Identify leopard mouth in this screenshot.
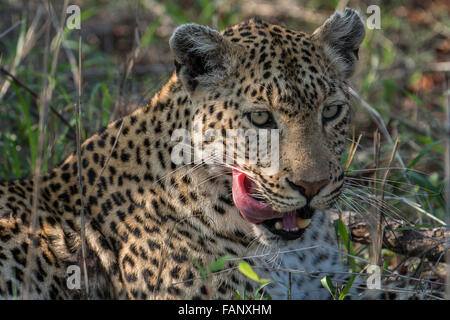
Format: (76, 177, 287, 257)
(231, 169, 315, 240)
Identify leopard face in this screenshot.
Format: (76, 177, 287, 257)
(170, 9, 365, 246)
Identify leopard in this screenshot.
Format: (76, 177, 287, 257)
(0, 8, 424, 300)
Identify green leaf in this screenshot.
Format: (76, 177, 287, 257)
(208, 255, 230, 273)
(101, 83, 112, 125)
(406, 171, 437, 193)
(335, 219, 358, 271)
(193, 259, 207, 281)
(407, 140, 442, 169)
(428, 172, 439, 187)
(238, 261, 271, 284)
(339, 275, 355, 300)
(383, 260, 390, 271)
(11, 82, 36, 170)
(141, 18, 160, 47)
(321, 276, 336, 299)
(253, 281, 277, 300)
(393, 224, 433, 231)
(164, 2, 189, 23)
(336, 219, 350, 248)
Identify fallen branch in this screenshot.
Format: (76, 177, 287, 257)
(331, 211, 449, 263)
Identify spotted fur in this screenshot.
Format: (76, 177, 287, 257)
(0, 9, 371, 299)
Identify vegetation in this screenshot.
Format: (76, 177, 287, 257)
(0, 0, 448, 299)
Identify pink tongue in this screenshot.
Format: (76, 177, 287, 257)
(232, 169, 286, 224)
(282, 212, 297, 229)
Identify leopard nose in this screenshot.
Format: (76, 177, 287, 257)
(288, 179, 329, 200)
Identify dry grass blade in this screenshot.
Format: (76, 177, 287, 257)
(375, 137, 399, 269)
(445, 74, 450, 299)
(74, 32, 90, 298)
(47, 3, 80, 92)
(381, 138, 400, 201)
(345, 130, 362, 171)
(0, 5, 43, 100)
(91, 121, 124, 192)
(371, 130, 382, 269)
(382, 196, 446, 226)
(24, 0, 70, 300)
(343, 130, 362, 251)
(349, 86, 428, 212)
(23, 4, 50, 301)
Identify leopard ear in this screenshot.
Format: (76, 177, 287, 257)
(169, 24, 237, 92)
(312, 8, 365, 78)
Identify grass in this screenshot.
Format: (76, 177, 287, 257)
(0, 0, 448, 299)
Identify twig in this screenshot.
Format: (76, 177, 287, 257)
(0, 19, 24, 39)
(331, 211, 449, 263)
(226, 245, 322, 262)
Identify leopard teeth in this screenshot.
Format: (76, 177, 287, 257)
(296, 217, 311, 229)
(274, 221, 283, 230)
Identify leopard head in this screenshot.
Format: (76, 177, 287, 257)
(169, 8, 365, 246)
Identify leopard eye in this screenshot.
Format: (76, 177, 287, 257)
(322, 104, 343, 122)
(246, 111, 274, 128)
